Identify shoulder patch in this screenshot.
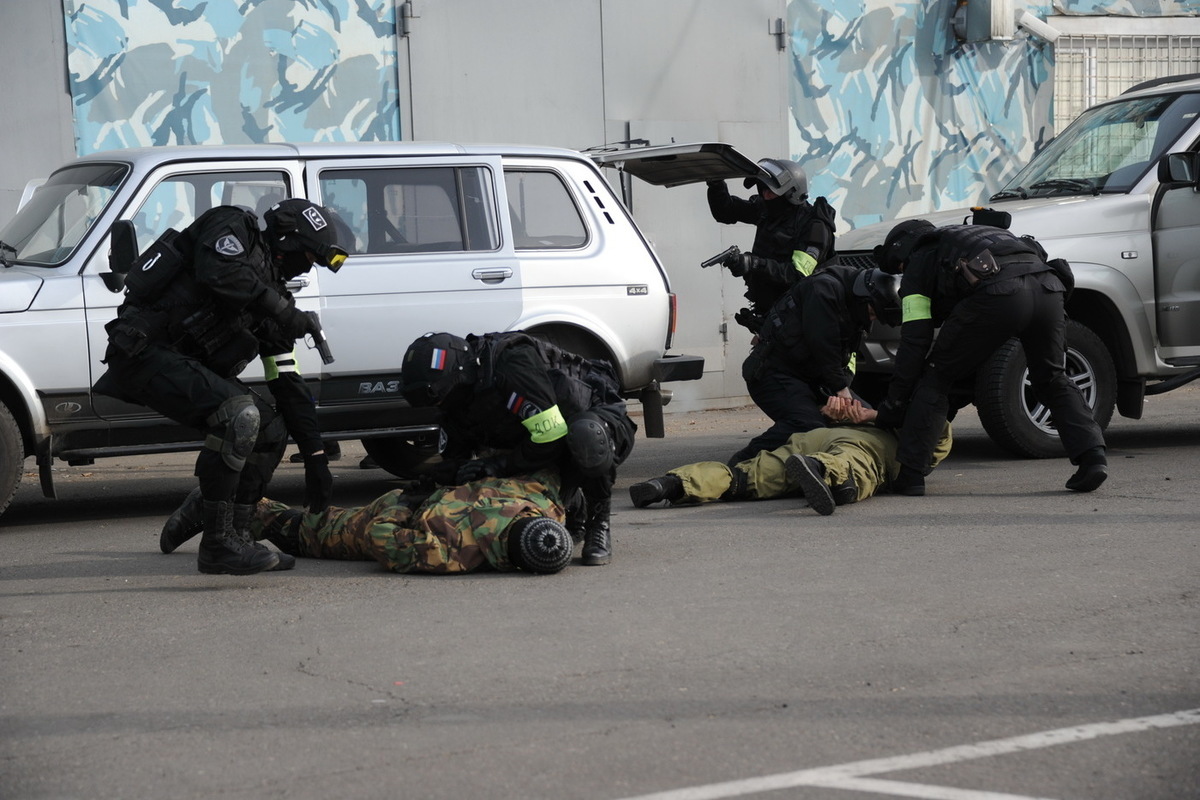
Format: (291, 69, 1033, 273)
(214, 234, 245, 256)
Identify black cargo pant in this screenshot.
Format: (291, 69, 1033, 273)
(95, 343, 288, 503)
(898, 271, 1105, 474)
(730, 346, 870, 466)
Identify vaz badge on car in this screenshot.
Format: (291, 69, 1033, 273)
(359, 380, 402, 395)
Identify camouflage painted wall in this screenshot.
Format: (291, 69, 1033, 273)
(61, 0, 1197, 228)
(62, 0, 399, 153)
(789, 0, 1200, 229)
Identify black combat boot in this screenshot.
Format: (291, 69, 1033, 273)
(160, 487, 203, 553)
(233, 503, 294, 571)
(891, 465, 926, 497)
(629, 475, 684, 508)
(832, 475, 858, 506)
(564, 488, 587, 544)
(785, 455, 835, 516)
(582, 499, 612, 566)
(1066, 446, 1107, 492)
(197, 499, 279, 575)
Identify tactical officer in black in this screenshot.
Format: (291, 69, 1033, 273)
(706, 158, 837, 334)
(874, 221, 1108, 496)
(728, 265, 901, 465)
(400, 331, 637, 566)
(93, 199, 348, 575)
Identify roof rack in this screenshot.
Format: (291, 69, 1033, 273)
(1122, 73, 1200, 95)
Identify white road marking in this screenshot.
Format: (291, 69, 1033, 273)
(614, 708, 1200, 800)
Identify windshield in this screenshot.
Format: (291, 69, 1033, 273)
(0, 162, 128, 267)
(993, 92, 1200, 201)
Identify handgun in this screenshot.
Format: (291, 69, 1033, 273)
(700, 244, 740, 269)
(304, 311, 335, 365)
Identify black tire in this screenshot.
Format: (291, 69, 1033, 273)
(0, 401, 24, 518)
(361, 435, 443, 478)
(975, 319, 1116, 458)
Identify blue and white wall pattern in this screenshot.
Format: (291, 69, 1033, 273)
(63, 0, 399, 154)
(61, 1, 1198, 228)
(789, 0, 1200, 229)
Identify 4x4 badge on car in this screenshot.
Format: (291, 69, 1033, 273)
(627, 285, 648, 295)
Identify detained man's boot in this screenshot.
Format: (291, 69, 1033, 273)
(785, 455, 835, 516)
(160, 487, 203, 553)
(197, 499, 279, 575)
(629, 475, 684, 508)
(582, 499, 612, 566)
(232, 503, 295, 571)
(262, 508, 305, 557)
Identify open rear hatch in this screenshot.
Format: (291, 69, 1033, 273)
(589, 142, 761, 187)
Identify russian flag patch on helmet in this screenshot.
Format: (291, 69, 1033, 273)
(430, 348, 447, 370)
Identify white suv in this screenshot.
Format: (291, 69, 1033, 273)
(0, 142, 703, 516)
(838, 75, 1200, 457)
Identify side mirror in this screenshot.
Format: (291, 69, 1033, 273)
(101, 221, 138, 293)
(1157, 151, 1199, 188)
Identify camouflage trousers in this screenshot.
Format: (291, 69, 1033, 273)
(668, 424, 952, 504)
(249, 473, 565, 573)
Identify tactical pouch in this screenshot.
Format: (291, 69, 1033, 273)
(954, 249, 1002, 288)
(179, 305, 258, 377)
(103, 309, 167, 359)
(123, 228, 186, 305)
(1047, 257, 1075, 300)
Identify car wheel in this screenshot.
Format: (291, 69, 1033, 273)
(0, 401, 24, 518)
(975, 320, 1116, 458)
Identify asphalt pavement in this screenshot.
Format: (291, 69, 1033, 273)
(1, 389, 1198, 800)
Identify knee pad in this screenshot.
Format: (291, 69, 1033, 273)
(204, 395, 260, 472)
(566, 412, 614, 477)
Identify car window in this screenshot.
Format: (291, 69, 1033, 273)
(503, 169, 588, 249)
(0, 163, 128, 267)
(130, 171, 290, 252)
(318, 165, 500, 255)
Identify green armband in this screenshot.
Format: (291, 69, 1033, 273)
(847, 353, 857, 375)
(262, 347, 300, 381)
(793, 250, 818, 277)
(522, 404, 568, 444)
(902, 294, 932, 323)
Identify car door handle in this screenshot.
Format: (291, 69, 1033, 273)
(472, 268, 513, 282)
(286, 276, 310, 291)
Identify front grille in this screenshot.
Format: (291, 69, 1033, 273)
(834, 252, 879, 270)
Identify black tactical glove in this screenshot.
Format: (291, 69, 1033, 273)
(726, 253, 754, 278)
(455, 457, 506, 484)
(733, 307, 761, 333)
(270, 295, 314, 340)
(873, 398, 907, 430)
(302, 452, 333, 513)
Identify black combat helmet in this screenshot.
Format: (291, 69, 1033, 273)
(401, 332, 476, 407)
(875, 219, 935, 274)
(853, 267, 902, 327)
(506, 516, 573, 574)
(264, 199, 348, 272)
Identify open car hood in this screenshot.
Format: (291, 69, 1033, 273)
(588, 142, 761, 188)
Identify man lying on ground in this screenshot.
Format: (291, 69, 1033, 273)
(164, 470, 575, 575)
(629, 398, 952, 516)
